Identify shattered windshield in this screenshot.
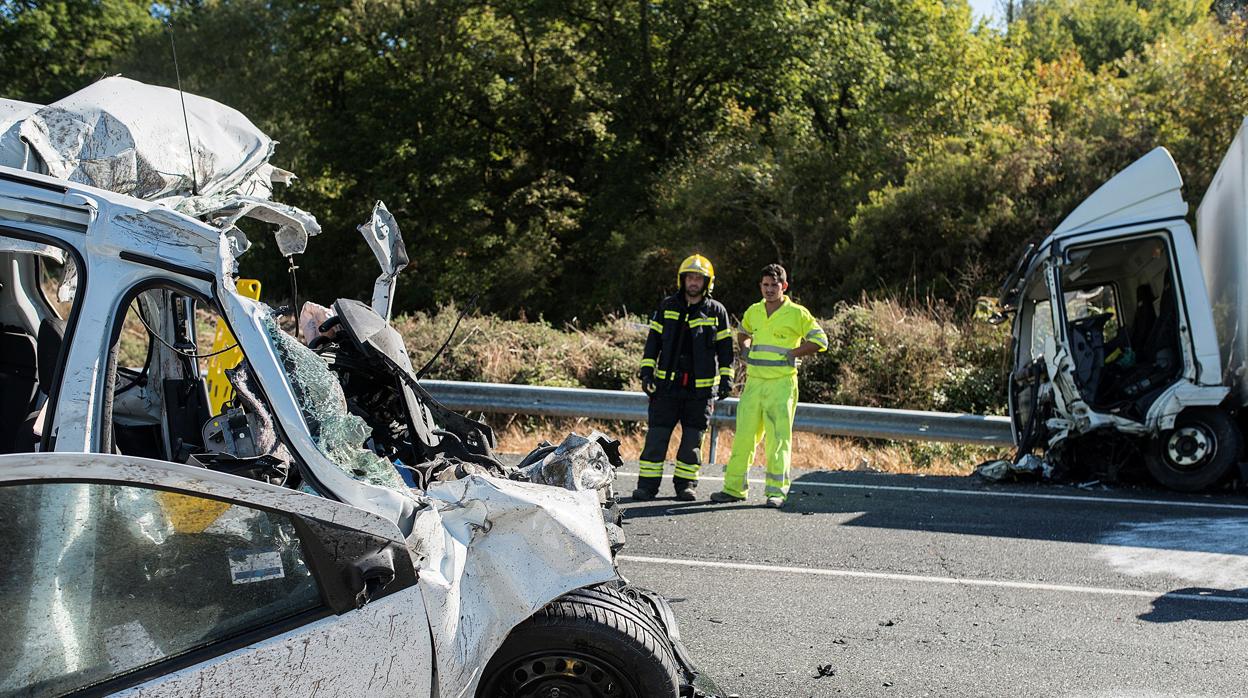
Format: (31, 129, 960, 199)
(258, 311, 407, 493)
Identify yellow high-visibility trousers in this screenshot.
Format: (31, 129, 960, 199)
(723, 374, 799, 500)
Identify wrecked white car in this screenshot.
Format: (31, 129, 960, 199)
(992, 117, 1248, 492)
(0, 77, 724, 697)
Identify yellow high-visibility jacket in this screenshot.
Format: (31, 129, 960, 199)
(740, 296, 828, 379)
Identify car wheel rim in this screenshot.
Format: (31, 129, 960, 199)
(488, 652, 637, 698)
(1166, 425, 1215, 470)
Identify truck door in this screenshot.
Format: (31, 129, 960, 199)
(1009, 272, 1059, 450)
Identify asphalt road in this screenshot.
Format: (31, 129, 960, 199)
(613, 465, 1248, 698)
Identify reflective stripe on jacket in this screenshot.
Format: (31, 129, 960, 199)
(640, 294, 734, 397)
(740, 296, 828, 379)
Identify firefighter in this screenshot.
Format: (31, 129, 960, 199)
(634, 254, 734, 501)
(711, 264, 827, 508)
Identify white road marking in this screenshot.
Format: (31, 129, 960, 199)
(618, 554, 1248, 605)
(1098, 518, 1248, 589)
(614, 471, 1248, 511)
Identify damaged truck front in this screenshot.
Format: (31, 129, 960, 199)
(994, 117, 1248, 492)
(0, 77, 724, 698)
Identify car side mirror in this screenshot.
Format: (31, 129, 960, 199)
(345, 547, 399, 608)
(293, 515, 416, 613)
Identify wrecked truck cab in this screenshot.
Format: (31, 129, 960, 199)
(997, 144, 1240, 491)
(0, 77, 724, 698)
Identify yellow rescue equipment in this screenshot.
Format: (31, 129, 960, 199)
(205, 278, 261, 414)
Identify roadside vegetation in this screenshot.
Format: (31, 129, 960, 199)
(402, 300, 1009, 416)
(401, 301, 1011, 472)
(4, 1, 1246, 325)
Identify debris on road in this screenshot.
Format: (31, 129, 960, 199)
(514, 431, 622, 491)
(976, 453, 1048, 482)
(814, 664, 836, 678)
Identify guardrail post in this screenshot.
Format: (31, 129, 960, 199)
(707, 423, 719, 466)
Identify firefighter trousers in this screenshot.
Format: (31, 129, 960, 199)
(723, 374, 799, 501)
(637, 389, 712, 491)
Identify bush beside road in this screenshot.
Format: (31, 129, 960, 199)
(399, 299, 1011, 475)
(400, 299, 1010, 416)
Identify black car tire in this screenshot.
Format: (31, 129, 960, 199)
(1144, 407, 1241, 492)
(477, 585, 680, 698)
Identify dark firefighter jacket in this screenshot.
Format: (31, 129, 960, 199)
(639, 294, 734, 398)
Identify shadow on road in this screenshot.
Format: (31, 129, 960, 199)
(651, 469, 1248, 555)
(621, 499, 755, 519)
(1138, 588, 1248, 622)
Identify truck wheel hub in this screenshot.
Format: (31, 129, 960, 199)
(1167, 426, 1213, 467)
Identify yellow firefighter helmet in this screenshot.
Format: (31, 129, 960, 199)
(677, 254, 715, 295)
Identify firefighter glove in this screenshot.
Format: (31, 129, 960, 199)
(640, 367, 658, 395)
(717, 377, 732, 401)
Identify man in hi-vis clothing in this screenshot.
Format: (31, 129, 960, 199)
(711, 264, 827, 508)
(635, 254, 734, 501)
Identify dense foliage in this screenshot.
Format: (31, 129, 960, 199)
(2, 0, 1246, 323)
(398, 299, 1009, 414)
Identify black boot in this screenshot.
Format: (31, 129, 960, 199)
(673, 478, 697, 501)
(632, 477, 661, 501)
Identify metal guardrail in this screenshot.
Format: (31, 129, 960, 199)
(422, 380, 1014, 463)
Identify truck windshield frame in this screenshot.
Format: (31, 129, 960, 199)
(1052, 231, 1185, 411)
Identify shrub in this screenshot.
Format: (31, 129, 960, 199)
(800, 298, 1008, 414)
(389, 298, 1009, 414)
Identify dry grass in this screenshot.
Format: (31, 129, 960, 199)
(805, 297, 1009, 414)
(399, 299, 1011, 415)
(394, 308, 645, 391)
(490, 416, 1005, 476)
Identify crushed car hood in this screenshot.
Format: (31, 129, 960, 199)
(413, 476, 617, 697)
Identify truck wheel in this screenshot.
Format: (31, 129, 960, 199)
(1144, 408, 1242, 492)
(477, 585, 680, 698)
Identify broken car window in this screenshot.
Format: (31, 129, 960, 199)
(259, 311, 408, 492)
(0, 482, 321, 697)
(1057, 236, 1183, 410)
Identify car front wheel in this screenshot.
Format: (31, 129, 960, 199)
(477, 585, 680, 698)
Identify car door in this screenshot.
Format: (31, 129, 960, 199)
(0, 452, 434, 698)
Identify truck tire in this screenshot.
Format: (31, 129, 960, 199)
(477, 585, 680, 698)
(1144, 407, 1242, 492)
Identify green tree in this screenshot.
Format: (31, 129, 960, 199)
(0, 0, 160, 103)
(1011, 0, 1207, 72)
(4, 0, 1244, 326)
